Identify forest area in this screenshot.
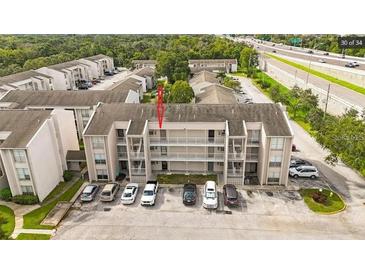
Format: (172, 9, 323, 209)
(0, 34, 246, 78)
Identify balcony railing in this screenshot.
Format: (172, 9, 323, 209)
(228, 152, 245, 160)
(150, 152, 224, 161)
(149, 137, 225, 146)
(117, 152, 128, 159)
(246, 153, 259, 161)
(117, 137, 126, 144)
(247, 139, 260, 146)
(129, 151, 145, 159)
(227, 169, 244, 177)
(92, 143, 104, 149)
(130, 168, 146, 175)
(269, 162, 282, 167)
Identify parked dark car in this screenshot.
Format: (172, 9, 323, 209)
(183, 184, 197, 205)
(307, 50, 313, 54)
(323, 52, 329, 56)
(290, 158, 312, 168)
(272, 50, 276, 53)
(104, 70, 114, 76)
(80, 184, 99, 202)
(78, 83, 89, 90)
(223, 184, 239, 207)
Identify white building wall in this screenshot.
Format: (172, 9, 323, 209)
(36, 67, 68, 90)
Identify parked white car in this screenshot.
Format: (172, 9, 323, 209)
(289, 165, 319, 179)
(100, 183, 120, 202)
(121, 183, 139, 205)
(203, 181, 218, 209)
(141, 181, 159, 206)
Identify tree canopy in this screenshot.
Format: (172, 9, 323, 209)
(167, 80, 194, 103)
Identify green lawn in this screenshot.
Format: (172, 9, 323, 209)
(0, 205, 15, 237)
(41, 181, 68, 205)
(23, 179, 84, 229)
(157, 174, 217, 185)
(142, 91, 156, 103)
(16, 233, 51, 240)
(299, 188, 346, 214)
(267, 53, 365, 95)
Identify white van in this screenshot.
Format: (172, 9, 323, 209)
(289, 165, 319, 179)
(100, 183, 120, 202)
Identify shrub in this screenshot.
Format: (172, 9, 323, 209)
(311, 191, 328, 205)
(0, 188, 12, 201)
(12, 195, 39, 205)
(63, 171, 72, 182)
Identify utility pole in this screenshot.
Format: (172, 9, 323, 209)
(323, 83, 331, 120)
(305, 57, 311, 89)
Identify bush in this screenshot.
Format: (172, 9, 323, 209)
(0, 188, 12, 201)
(12, 195, 39, 205)
(311, 191, 328, 205)
(63, 171, 72, 182)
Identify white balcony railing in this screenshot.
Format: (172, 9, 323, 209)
(228, 152, 245, 159)
(117, 152, 128, 159)
(149, 137, 225, 146)
(247, 139, 260, 146)
(117, 137, 126, 144)
(129, 151, 145, 159)
(246, 153, 259, 161)
(227, 169, 244, 177)
(150, 152, 224, 161)
(130, 168, 146, 175)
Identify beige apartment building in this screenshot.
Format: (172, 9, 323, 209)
(132, 60, 157, 70)
(188, 59, 238, 74)
(0, 89, 139, 139)
(83, 103, 293, 187)
(0, 109, 79, 201)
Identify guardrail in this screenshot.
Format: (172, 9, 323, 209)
(149, 137, 225, 145)
(150, 152, 224, 161)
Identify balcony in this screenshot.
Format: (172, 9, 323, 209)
(150, 152, 224, 162)
(269, 162, 282, 167)
(130, 168, 146, 175)
(129, 151, 145, 159)
(117, 137, 126, 145)
(247, 138, 260, 146)
(228, 152, 245, 160)
(149, 137, 225, 146)
(117, 152, 128, 159)
(227, 169, 244, 177)
(246, 153, 259, 162)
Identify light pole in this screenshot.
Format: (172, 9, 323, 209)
(323, 83, 331, 120)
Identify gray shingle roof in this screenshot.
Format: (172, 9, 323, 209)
(83, 54, 110, 62)
(66, 150, 86, 161)
(189, 70, 219, 85)
(48, 60, 87, 71)
(85, 103, 292, 137)
(110, 77, 142, 92)
(189, 59, 237, 64)
(0, 110, 51, 148)
(0, 89, 130, 109)
(196, 84, 237, 104)
(133, 67, 155, 77)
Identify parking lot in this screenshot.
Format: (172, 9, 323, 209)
(53, 177, 365, 239)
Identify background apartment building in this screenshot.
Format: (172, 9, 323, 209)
(131, 60, 157, 70)
(78, 54, 114, 79)
(188, 59, 238, 74)
(0, 109, 79, 201)
(0, 89, 139, 139)
(83, 103, 293, 187)
(0, 70, 54, 94)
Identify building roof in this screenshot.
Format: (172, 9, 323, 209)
(133, 67, 155, 78)
(131, 60, 157, 65)
(189, 59, 237, 64)
(110, 77, 143, 92)
(83, 54, 110, 62)
(48, 60, 87, 71)
(0, 89, 130, 109)
(0, 70, 52, 86)
(85, 103, 292, 137)
(66, 150, 86, 162)
(190, 70, 219, 86)
(196, 84, 237, 104)
(0, 110, 52, 148)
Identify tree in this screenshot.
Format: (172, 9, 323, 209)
(216, 71, 226, 84)
(156, 51, 190, 83)
(288, 98, 301, 119)
(167, 80, 194, 103)
(223, 77, 241, 90)
(239, 47, 258, 77)
(269, 84, 281, 103)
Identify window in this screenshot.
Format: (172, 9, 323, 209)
(13, 150, 26, 163)
(20, 185, 34, 195)
(96, 169, 108, 180)
(80, 109, 90, 118)
(270, 138, 284, 150)
(16, 168, 30, 181)
(116, 129, 125, 137)
(269, 155, 282, 167)
(92, 137, 104, 149)
(94, 153, 106, 165)
(268, 171, 280, 183)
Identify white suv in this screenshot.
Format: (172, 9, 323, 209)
(203, 181, 218, 209)
(141, 181, 159, 206)
(289, 165, 319, 179)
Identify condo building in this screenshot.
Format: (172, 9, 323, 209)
(83, 103, 293, 187)
(0, 109, 79, 201)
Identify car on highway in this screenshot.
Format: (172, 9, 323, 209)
(203, 181, 218, 209)
(141, 181, 159, 206)
(352, 61, 360, 67)
(272, 50, 277, 53)
(100, 183, 120, 202)
(323, 52, 329, 56)
(307, 50, 314, 54)
(345, 62, 356, 68)
(183, 183, 197, 205)
(289, 165, 319, 179)
(223, 184, 239, 207)
(318, 59, 326, 63)
(121, 183, 139, 205)
(80, 184, 99, 202)
(290, 158, 312, 168)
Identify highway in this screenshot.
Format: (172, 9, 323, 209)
(242, 37, 365, 71)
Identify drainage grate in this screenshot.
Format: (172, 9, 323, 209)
(103, 207, 111, 212)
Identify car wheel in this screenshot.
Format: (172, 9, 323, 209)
(293, 174, 299, 179)
(310, 175, 316, 179)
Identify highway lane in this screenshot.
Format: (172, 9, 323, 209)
(262, 56, 365, 115)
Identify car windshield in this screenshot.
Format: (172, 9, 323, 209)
(184, 192, 194, 199)
(144, 190, 154, 196)
(206, 191, 216, 199)
(295, 167, 303, 171)
(123, 193, 132, 198)
(101, 191, 111, 196)
(83, 186, 94, 194)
